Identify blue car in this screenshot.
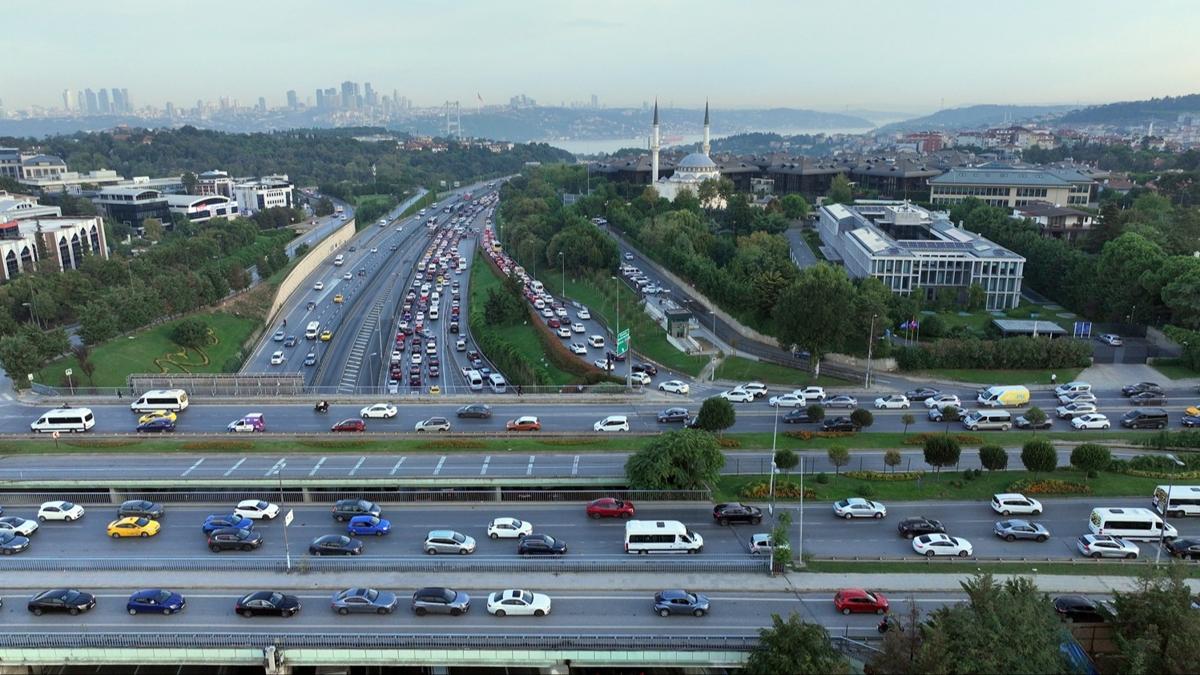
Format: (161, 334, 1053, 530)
(347, 515, 391, 536)
(201, 513, 253, 534)
(136, 418, 175, 433)
(127, 589, 186, 615)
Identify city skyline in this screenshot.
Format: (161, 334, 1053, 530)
(5, 0, 1200, 113)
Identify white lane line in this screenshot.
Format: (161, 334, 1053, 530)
(349, 456, 366, 476)
(265, 458, 286, 477)
(480, 455, 491, 476)
(309, 457, 327, 477)
(433, 455, 446, 476)
(223, 457, 246, 477)
(526, 455, 535, 476)
(571, 455, 580, 476)
(180, 459, 204, 477)
(390, 457, 406, 475)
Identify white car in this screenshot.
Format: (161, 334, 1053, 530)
(1098, 333, 1123, 346)
(768, 393, 806, 408)
(924, 394, 960, 409)
(1072, 413, 1110, 430)
(1058, 392, 1097, 405)
(594, 415, 630, 432)
(556, 326, 571, 338)
(721, 388, 755, 403)
(487, 589, 551, 617)
(630, 371, 652, 386)
(234, 499, 280, 520)
(588, 335, 605, 349)
(0, 517, 38, 536)
(487, 517, 532, 540)
(343, 272, 353, 280)
(1055, 402, 1097, 419)
(572, 323, 585, 333)
(37, 501, 85, 522)
(314, 281, 324, 291)
(659, 380, 690, 395)
(748, 533, 788, 555)
(577, 309, 591, 320)
(742, 382, 768, 399)
(555, 307, 569, 318)
(794, 386, 826, 401)
(360, 403, 398, 419)
(874, 394, 910, 409)
(369, 247, 377, 253)
(270, 351, 285, 365)
(991, 493, 1043, 516)
(569, 343, 588, 355)
(411, 353, 423, 365)
(414, 417, 451, 432)
(593, 359, 615, 372)
(540, 307, 554, 318)
(912, 533, 973, 557)
(832, 497, 887, 520)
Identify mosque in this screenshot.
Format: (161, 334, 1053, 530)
(648, 101, 726, 207)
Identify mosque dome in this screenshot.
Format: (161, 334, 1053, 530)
(676, 152, 717, 170)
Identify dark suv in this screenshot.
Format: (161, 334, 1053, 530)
(1120, 408, 1169, 430)
(208, 527, 264, 552)
(118, 499, 164, 519)
(712, 503, 763, 525)
(411, 587, 470, 616)
(332, 499, 381, 522)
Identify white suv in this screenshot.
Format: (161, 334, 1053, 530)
(991, 493, 1043, 516)
(593, 415, 630, 432)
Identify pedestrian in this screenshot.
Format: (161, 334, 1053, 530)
(116, 390, 122, 399)
(1050, 372, 1057, 386)
(517, 385, 523, 397)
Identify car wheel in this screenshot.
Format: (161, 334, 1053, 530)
(414, 607, 428, 616)
(285, 610, 296, 618)
(958, 550, 969, 557)
(68, 608, 79, 616)
(110, 532, 120, 538)
(427, 548, 437, 555)
(694, 609, 706, 617)
(210, 545, 221, 553)
(534, 609, 545, 617)
(1171, 510, 1184, 519)
(904, 533, 914, 539)
(64, 515, 74, 522)
(490, 533, 498, 540)
(841, 608, 851, 616)
(140, 532, 149, 538)
(1005, 534, 1016, 542)
(38, 516, 46, 522)
(844, 513, 854, 520)
(337, 607, 349, 616)
(242, 544, 253, 552)
(874, 513, 883, 520)
(719, 518, 729, 526)
(588, 512, 600, 519)
(1125, 552, 1137, 560)
(378, 607, 391, 615)
(924, 551, 935, 558)
(163, 608, 173, 615)
(459, 548, 470, 555)
(621, 512, 632, 519)
(375, 530, 385, 536)
(31, 608, 42, 616)
(1091, 551, 1102, 559)
(1001, 510, 1011, 516)
(1032, 509, 1042, 515)
(127, 608, 138, 615)
(494, 609, 506, 617)
(752, 517, 761, 525)
(450, 608, 461, 616)
(336, 515, 346, 522)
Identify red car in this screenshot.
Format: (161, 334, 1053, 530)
(331, 419, 366, 433)
(548, 318, 561, 329)
(833, 588, 889, 615)
(586, 498, 635, 519)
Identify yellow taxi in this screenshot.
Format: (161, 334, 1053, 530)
(107, 517, 161, 538)
(138, 410, 177, 425)
(320, 330, 333, 342)
(429, 385, 441, 395)
(1187, 404, 1200, 417)
(333, 294, 345, 304)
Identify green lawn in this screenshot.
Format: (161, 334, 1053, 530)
(562, 277, 709, 377)
(400, 191, 437, 219)
(37, 312, 259, 388)
(934, 302, 1071, 337)
(1151, 358, 1200, 381)
(914, 367, 1084, 386)
(715, 356, 852, 387)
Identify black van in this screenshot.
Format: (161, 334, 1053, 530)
(1120, 408, 1169, 430)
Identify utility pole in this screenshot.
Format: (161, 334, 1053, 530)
(865, 313, 877, 388)
(278, 462, 292, 572)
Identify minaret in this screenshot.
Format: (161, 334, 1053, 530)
(650, 99, 660, 183)
(702, 99, 711, 157)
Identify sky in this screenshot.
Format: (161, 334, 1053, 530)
(5, 0, 1200, 113)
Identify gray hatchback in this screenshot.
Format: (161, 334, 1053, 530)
(411, 587, 471, 616)
(424, 530, 476, 555)
(653, 589, 710, 617)
(330, 587, 398, 615)
(993, 519, 1050, 542)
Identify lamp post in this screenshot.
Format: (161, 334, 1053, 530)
(1156, 453, 1187, 565)
(769, 403, 780, 516)
(277, 461, 293, 572)
(864, 313, 877, 389)
(558, 251, 565, 298)
(798, 456, 805, 563)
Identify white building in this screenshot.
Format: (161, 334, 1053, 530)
(648, 102, 725, 207)
(0, 216, 107, 281)
(0, 191, 62, 221)
(233, 175, 294, 216)
(196, 169, 234, 197)
(164, 194, 238, 223)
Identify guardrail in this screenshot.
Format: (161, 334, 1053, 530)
(0, 488, 709, 505)
(808, 555, 1187, 565)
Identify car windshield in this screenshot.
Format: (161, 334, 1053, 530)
(519, 590, 533, 604)
(254, 501, 268, 510)
(0, 532, 14, 543)
(452, 532, 466, 544)
(361, 588, 378, 601)
(135, 518, 150, 526)
(542, 535, 557, 546)
(153, 590, 173, 603)
(63, 590, 82, 603)
(61, 502, 76, 510)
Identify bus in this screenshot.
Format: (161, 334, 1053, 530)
(1153, 485, 1200, 517)
(624, 520, 704, 554)
(129, 390, 190, 413)
(1089, 507, 1178, 541)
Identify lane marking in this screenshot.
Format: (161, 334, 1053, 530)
(390, 457, 406, 475)
(571, 455, 580, 476)
(223, 457, 246, 477)
(349, 456, 366, 476)
(309, 457, 327, 477)
(180, 459, 204, 477)
(526, 455, 535, 476)
(433, 455, 446, 476)
(266, 458, 286, 477)
(480, 455, 491, 476)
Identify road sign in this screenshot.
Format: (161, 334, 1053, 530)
(284, 509, 294, 527)
(64, 368, 72, 377)
(616, 329, 630, 355)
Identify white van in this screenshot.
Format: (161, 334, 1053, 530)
(530, 280, 544, 293)
(31, 408, 95, 433)
(488, 373, 507, 393)
(333, 254, 345, 267)
(624, 520, 704, 554)
(1153, 485, 1200, 517)
(976, 385, 1030, 407)
(961, 409, 1012, 431)
(1054, 381, 1092, 397)
(305, 321, 321, 340)
(130, 389, 190, 412)
(466, 369, 484, 391)
(1089, 507, 1178, 541)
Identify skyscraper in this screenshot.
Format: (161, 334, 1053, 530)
(122, 88, 131, 112)
(364, 82, 376, 107)
(84, 89, 97, 115)
(287, 90, 298, 109)
(111, 88, 125, 114)
(315, 89, 325, 109)
(257, 97, 267, 112)
(62, 90, 75, 113)
(341, 81, 357, 109)
(325, 88, 337, 109)
(165, 101, 175, 118)
(97, 89, 110, 114)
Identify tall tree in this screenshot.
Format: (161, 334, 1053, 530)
(827, 173, 853, 205)
(1069, 443, 1111, 478)
(827, 445, 850, 476)
(1020, 439, 1058, 476)
(780, 194, 811, 220)
(745, 613, 846, 675)
(923, 435, 961, 475)
(624, 429, 725, 490)
(1111, 566, 1200, 675)
(696, 396, 736, 434)
(774, 263, 854, 376)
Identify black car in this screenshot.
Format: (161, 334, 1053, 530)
(208, 527, 264, 552)
(456, 404, 492, 419)
(0, 530, 30, 554)
(1165, 537, 1200, 560)
(1052, 595, 1109, 623)
(822, 417, 857, 432)
(713, 503, 763, 525)
(309, 534, 364, 556)
(632, 363, 658, 376)
(1014, 415, 1053, 430)
(118, 499, 164, 519)
(1183, 414, 1200, 428)
(1129, 391, 1167, 406)
(1121, 381, 1162, 397)
(656, 407, 689, 423)
(136, 418, 175, 433)
(783, 408, 816, 424)
(331, 499, 380, 522)
(235, 591, 301, 618)
(683, 416, 702, 429)
(904, 387, 940, 402)
(28, 588, 96, 615)
(516, 533, 568, 555)
(897, 517, 946, 540)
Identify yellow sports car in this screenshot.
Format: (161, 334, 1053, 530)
(320, 330, 333, 342)
(333, 294, 344, 304)
(107, 517, 161, 538)
(138, 410, 177, 425)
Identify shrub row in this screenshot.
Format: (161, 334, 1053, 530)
(782, 430, 855, 441)
(415, 439, 487, 449)
(739, 480, 814, 500)
(845, 470, 924, 481)
(1137, 430, 1200, 449)
(62, 439, 142, 448)
(902, 433, 985, 446)
(180, 440, 254, 451)
(1007, 478, 1092, 495)
(895, 335, 1092, 371)
(295, 439, 372, 449)
(716, 437, 742, 448)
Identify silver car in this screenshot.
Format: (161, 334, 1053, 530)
(330, 587, 398, 615)
(411, 587, 471, 616)
(424, 530, 476, 555)
(1076, 534, 1139, 559)
(993, 519, 1050, 542)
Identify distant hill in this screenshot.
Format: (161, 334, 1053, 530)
(876, 104, 1079, 134)
(1056, 93, 1200, 126)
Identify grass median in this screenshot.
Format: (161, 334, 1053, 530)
(911, 367, 1085, 386)
(714, 356, 851, 387)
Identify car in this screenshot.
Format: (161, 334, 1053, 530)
(594, 415, 630, 432)
(136, 417, 176, 433)
(874, 394, 910, 409)
(310, 534, 364, 556)
(411, 416, 449, 432)
(577, 308, 591, 320)
(1055, 402, 1097, 419)
(768, 393, 806, 408)
(924, 394, 961, 409)
(487, 589, 551, 617)
(720, 388, 755, 403)
(332, 499, 380, 521)
(38, 501, 84, 522)
(653, 589, 710, 617)
(1076, 534, 1139, 559)
(411, 352, 423, 365)
(201, 513, 253, 534)
(587, 497, 634, 519)
(283, 335, 297, 347)
(993, 519, 1050, 542)
(713, 503, 763, 525)
(227, 413, 266, 433)
(0, 517, 38, 536)
(779, 407, 815, 424)
(748, 533, 789, 555)
(630, 371, 652, 385)
(593, 358, 615, 371)
(1130, 391, 1167, 406)
(126, 589, 186, 615)
(207, 527, 263, 552)
(106, 516, 161, 538)
(411, 587, 471, 616)
(991, 493, 1042, 516)
(360, 403, 397, 419)
(506, 416, 541, 431)
(328, 587, 397, 616)
(657, 407, 690, 423)
(1053, 595, 1114, 623)
(821, 416, 858, 432)
(1121, 381, 1162, 397)
(658, 380, 690, 395)
(272, 330, 285, 342)
(555, 325, 571, 338)
(1072, 413, 1110, 430)
(28, 589, 96, 616)
(897, 516, 945, 540)
(905, 387, 940, 402)
(1164, 537, 1200, 560)
(823, 395, 858, 409)
(927, 404, 966, 422)
(1058, 391, 1097, 405)
(833, 588, 889, 615)
(456, 404, 492, 419)
(314, 282, 325, 291)
(347, 515, 391, 536)
(331, 418, 366, 432)
(333, 293, 345, 304)
(569, 342, 588, 355)
(742, 382, 769, 399)
(833, 498, 887, 519)
(304, 352, 317, 366)
(1098, 333, 1123, 346)
(571, 322, 585, 333)
(487, 517, 532, 540)
(633, 363, 659, 376)
(235, 591, 301, 618)
(913, 533, 973, 557)
(369, 247, 378, 253)
(138, 410, 177, 425)
(1182, 414, 1200, 428)
(234, 499, 280, 520)
(425, 530, 475, 555)
(0, 530, 30, 554)
(320, 330, 333, 341)
(517, 533, 568, 555)
(1015, 414, 1053, 430)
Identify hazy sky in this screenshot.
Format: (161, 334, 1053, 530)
(6, 0, 1200, 112)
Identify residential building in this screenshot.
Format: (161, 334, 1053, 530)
(0, 149, 69, 182)
(0, 215, 107, 281)
(929, 163, 1097, 208)
(0, 148, 21, 179)
(1011, 204, 1095, 242)
(0, 191, 62, 221)
(92, 187, 171, 227)
(233, 175, 294, 215)
(817, 201, 1024, 310)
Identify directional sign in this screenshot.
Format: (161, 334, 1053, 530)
(616, 329, 630, 356)
(284, 509, 294, 527)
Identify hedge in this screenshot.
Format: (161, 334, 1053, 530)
(739, 480, 814, 500)
(845, 470, 924, 481)
(782, 430, 856, 441)
(1006, 478, 1092, 495)
(1138, 430, 1200, 449)
(895, 336, 1092, 371)
(902, 433, 985, 446)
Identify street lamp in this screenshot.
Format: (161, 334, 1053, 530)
(277, 462, 293, 572)
(1156, 454, 1187, 565)
(558, 251, 565, 297)
(769, 404, 780, 516)
(864, 313, 878, 389)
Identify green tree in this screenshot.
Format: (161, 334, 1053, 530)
(923, 435, 961, 475)
(884, 448, 903, 474)
(774, 263, 854, 377)
(770, 512, 793, 573)
(1020, 439, 1057, 475)
(0, 335, 43, 388)
(827, 445, 850, 476)
(71, 344, 96, 385)
(805, 403, 825, 423)
(940, 405, 962, 435)
(180, 171, 198, 194)
(900, 413, 915, 436)
(142, 217, 165, 242)
(170, 318, 210, 349)
(696, 396, 736, 434)
(850, 408, 874, 430)
(1111, 566, 1200, 675)
(827, 173, 853, 205)
(1024, 406, 1047, 435)
(966, 283, 987, 311)
(774, 448, 799, 475)
(624, 429, 725, 490)
(314, 197, 335, 217)
(1070, 443, 1111, 478)
(780, 194, 811, 220)
(745, 613, 846, 675)
(979, 445, 1008, 471)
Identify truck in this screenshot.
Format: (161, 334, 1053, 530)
(976, 385, 1030, 408)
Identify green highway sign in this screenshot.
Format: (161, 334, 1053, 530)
(616, 329, 630, 355)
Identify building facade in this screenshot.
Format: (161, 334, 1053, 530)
(92, 187, 171, 227)
(0, 191, 62, 221)
(164, 194, 238, 223)
(196, 170, 234, 197)
(0, 216, 107, 281)
(929, 164, 1096, 208)
(1011, 204, 1095, 242)
(233, 175, 294, 215)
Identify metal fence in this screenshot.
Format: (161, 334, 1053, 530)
(128, 374, 306, 398)
(0, 489, 710, 506)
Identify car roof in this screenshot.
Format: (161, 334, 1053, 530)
(658, 589, 691, 599)
(993, 493, 1027, 500)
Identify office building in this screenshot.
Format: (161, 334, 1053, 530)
(92, 187, 171, 227)
(0, 215, 107, 281)
(0, 149, 69, 182)
(315, 89, 325, 109)
(84, 89, 97, 115)
(61, 90, 75, 113)
(233, 175, 294, 215)
(1011, 204, 1095, 243)
(195, 170, 234, 197)
(0, 191, 63, 221)
(97, 88, 110, 114)
(164, 194, 238, 223)
(929, 163, 1097, 208)
(286, 90, 299, 109)
(817, 201, 1024, 310)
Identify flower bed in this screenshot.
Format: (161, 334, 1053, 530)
(902, 433, 984, 446)
(844, 470, 924, 481)
(1006, 478, 1092, 495)
(739, 480, 814, 500)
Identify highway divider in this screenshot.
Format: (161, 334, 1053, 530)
(0, 488, 710, 505)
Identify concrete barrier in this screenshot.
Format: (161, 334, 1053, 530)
(267, 217, 357, 324)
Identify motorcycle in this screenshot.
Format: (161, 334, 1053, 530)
(314, 401, 329, 414)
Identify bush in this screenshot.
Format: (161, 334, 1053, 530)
(895, 335, 1092, 371)
(815, 472, 829, 484)
(902, 433, 984, 446)
(856, 484, 876, 498)
(170, 318, 210, 349)
(782, 430, 856, 441)
(979, 444, 1009, 471)
(1021, 439, 1058, 474)
(716, 436, 742, 448)
(1070, 443, 1112, 476)
(845, 470, 923, 481)
(62, 438, 142, 448)
(179, 440, 254, 451)
(416, 439, 487, 449)
(296, 439, 372, 448)
(1007, 478, 1092, 495)
(739, 480, 814, 500)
